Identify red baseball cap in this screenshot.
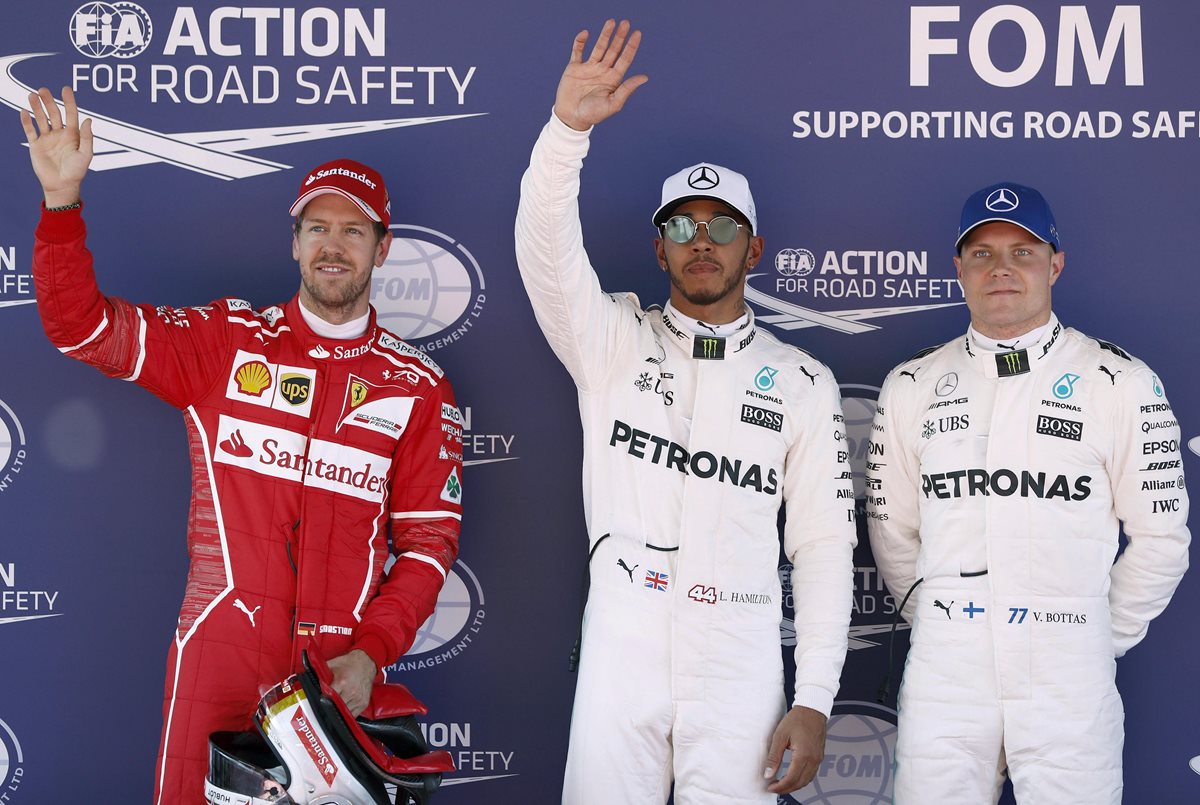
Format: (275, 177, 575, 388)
(290, 158, 391, 228)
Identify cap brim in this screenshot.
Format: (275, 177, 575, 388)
(289, 187, 381, 222)
(652, 194, 756, 233)
(955, 217, 1053, 250)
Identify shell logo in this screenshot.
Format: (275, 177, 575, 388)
(235, 361, 273, 396)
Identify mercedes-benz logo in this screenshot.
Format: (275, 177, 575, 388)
(985, 188, 1019, 212)
(688, 166, 719, 190)
(935, 372, 959, 397)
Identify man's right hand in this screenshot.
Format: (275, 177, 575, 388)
(553, 19, 648, 132)
(19, 86, 93, 208)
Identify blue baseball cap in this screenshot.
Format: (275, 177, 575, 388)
(956, 182, 1059, 252)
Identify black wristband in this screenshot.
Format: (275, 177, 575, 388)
(45, 201, 81, 212)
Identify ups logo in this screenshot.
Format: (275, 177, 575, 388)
(279, 374, 312, 405)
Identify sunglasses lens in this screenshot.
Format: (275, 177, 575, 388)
(707, 217, 740, 244)
(664, 216, 697, 244)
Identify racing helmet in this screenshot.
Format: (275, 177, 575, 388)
(205, 644, 454, 805)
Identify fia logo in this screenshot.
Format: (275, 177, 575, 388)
(70, 2, 153, 58)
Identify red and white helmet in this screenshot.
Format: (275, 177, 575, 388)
(205, 645, 454, 805)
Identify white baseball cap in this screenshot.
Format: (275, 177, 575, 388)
(652, 163, 757, 234)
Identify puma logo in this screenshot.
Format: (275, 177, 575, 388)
(234, 598, 261, 627)
(933, 599, 953, 620)
(899, 369, 919, 382)
(617, 559, 639, 583)
(799, 366, 818, 385)
(1099, 365, 1121, 385)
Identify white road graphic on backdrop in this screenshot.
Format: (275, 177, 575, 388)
(0, 54, 487, 180)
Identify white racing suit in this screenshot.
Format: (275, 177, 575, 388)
(515, 114, 856, 804)
(867, 316, 1190, 803)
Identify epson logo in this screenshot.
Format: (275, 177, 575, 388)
(1142, 440, 1179, 455)
(922, 468, 1092, 501)
(741, 404, 783, 432)
(1036, 414, 1082, 441)
(911, 5, 1143, 87)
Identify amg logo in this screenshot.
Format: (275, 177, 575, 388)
(741, 404, 783, 432)
(1036, 415, 1082, 441)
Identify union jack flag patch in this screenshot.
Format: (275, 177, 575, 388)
(644, 570, 669, 592)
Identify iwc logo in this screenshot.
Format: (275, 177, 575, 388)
(0, 399, 27, 494)
(386, 559, 486, 674)
(0, 717, 24, 800)
(371, 226, 487, 353)
(784, 701, 897, 804)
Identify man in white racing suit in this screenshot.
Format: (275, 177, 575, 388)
(867, 181, 1190, 803)
(514, 20, 856, 804)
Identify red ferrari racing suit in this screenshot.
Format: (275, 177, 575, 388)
(33, 206, 463, 803)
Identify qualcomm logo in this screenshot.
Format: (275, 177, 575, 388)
(371, 226, 486, 352)
(784, 701, 896, 804)
(0, 717, 24, 800)
(746, 247, 963, 335)
(0, 53, 486, 181)
(386, 560, 485, 674)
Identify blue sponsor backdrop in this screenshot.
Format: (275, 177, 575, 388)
(0, 1, 1196, 802)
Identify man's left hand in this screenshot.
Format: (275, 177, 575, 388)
(327, 649, 377, 716)
(764, 705, 827, 794)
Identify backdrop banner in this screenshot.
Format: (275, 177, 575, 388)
(0, 2, 1195, 803)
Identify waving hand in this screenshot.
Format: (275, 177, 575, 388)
(554, 19, 648, 131)
(19, 86, 93, 207)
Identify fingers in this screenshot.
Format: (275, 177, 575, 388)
(79, 117, 94, 160)
(569, 29, 589, 64)
(602, 20, 632, 67)
(612, 74, 649, 109)
(612, 28, 643, 75)
(38, 87, 63, 130)
(63, 85, 78, 131)
(587, 18, 615, 63)
(762, 728, 787, 779)
(18, 109, 36, 143)
(27, 89, 48, 134)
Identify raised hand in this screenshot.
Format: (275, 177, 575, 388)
(19, 86, 93, 207)
(554, 19, 648, 131)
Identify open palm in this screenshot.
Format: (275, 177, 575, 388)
(19, 86, 93, 205)
(554, 19, 648, 131)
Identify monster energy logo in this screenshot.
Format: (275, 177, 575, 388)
(996, 349, 1029, 377)
(693, 336, 726, 360)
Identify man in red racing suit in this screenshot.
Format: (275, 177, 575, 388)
(23, 87, 463, 803)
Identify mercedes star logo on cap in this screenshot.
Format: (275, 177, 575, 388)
(688, 166, 719, 190)
(985, 188, 1019, 212)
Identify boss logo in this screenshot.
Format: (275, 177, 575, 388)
(1036, 414, 1082, 442)
(740, 404, 783, 432)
